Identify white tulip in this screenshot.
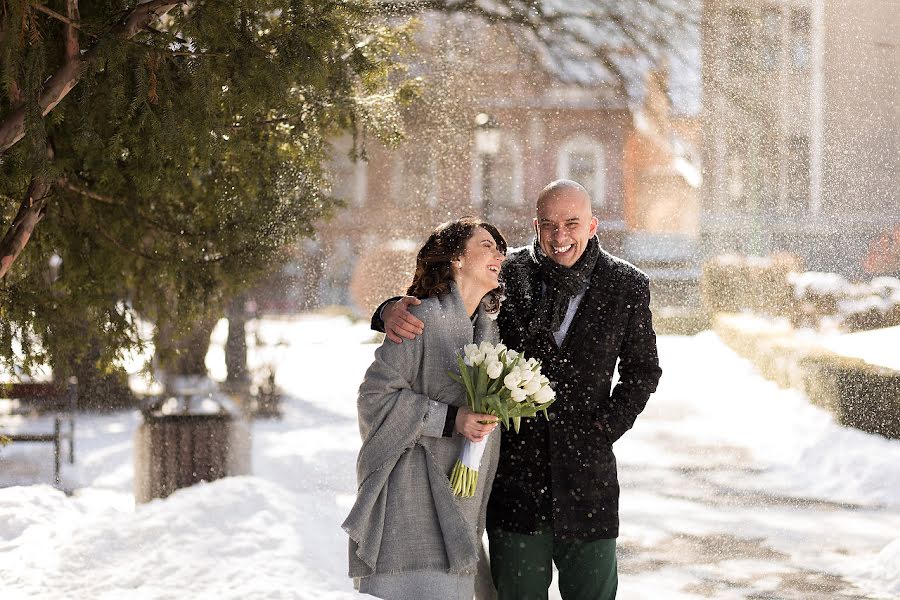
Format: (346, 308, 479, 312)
(510, 388, 527, 403)
(503, 370, 523, 391)
(479, 341, 494, 355)
(494, 343, 507, 354)
(486, 360, 503, 379)
(505, 350, 519, 364)
(523, 378, 541, 395)
(535, 385, 555, 404)
(518, 368, 535, 385)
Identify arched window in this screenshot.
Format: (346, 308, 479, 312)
(326, 135, 367, 207)
(393, 145, 440, 208)
(557, 136, 606, 207)
(471, 133, 524, 215)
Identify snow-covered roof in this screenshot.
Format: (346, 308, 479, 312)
(512, 0, 701, 116)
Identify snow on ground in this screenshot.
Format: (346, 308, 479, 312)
(2, 317, 899, 599)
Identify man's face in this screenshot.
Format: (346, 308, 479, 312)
(533, 189, 599, 267)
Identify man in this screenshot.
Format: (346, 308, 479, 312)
(373, 180, 662, 599)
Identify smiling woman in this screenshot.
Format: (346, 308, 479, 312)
(407, 217, 508, 316)
(343, 216, 508, 600)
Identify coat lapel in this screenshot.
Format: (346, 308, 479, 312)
(438, 282, 500, 354)
(473, 305, 499, 346)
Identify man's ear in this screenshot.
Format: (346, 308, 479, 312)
(533, 217, 540, 238)
(588, 216, 599, 237)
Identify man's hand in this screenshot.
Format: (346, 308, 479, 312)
(384, 296, 425, 344)
(455, 406, 499, 443)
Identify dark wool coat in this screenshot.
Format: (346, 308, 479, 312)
(485, 246, 662, 540)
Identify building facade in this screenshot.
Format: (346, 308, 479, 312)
(701, 0, 899, 278)
(272, 12, 701, 315)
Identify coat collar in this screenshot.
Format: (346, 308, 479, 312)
(440, 281, 498, 349)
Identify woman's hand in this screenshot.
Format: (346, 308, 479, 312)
(455, 406, 498, 443)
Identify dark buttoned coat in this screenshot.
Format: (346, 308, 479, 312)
(486, 246, 662, 540)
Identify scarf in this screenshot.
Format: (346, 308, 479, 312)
(530, 235, 601, 333)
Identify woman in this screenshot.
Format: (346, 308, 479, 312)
(342, 217, 507, 600)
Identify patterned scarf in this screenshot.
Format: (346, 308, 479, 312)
(530, 235, 601, 333)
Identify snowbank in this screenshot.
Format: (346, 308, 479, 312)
(0, 477, 360, 599)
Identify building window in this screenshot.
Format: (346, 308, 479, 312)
(727, 153, 746, 208)
(471, 134, 523, 217)
(557, 136, 605, 207)
(759, 6, 783, 71)
(327, 136, 367, 207)
(396, 146, 440, 208)
(790, 8, 811, 71)
(317, 238, 354, 306)
(727, 8, 753, 71)
(787, 135, 810, 210)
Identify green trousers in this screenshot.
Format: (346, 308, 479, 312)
(488, 527, 617, 600)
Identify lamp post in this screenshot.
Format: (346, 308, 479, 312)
(474, 112, 500, 219)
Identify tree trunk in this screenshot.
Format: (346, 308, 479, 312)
(0, 178, 51, 279)
(69, 347, 135, 411)
(171, 316, 219, 377)
(225, 296, 249, 386)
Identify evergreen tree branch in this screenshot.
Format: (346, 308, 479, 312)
(143, 23, 188, 45)
(77, 215, 161, 262)
(0, 0, 184, 155)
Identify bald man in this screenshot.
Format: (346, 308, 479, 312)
(375, 180, 662, 599)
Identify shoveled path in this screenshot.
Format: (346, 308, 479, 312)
(574, 333, 900, 600)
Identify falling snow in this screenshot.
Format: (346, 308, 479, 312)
(2, 317, 898, 599)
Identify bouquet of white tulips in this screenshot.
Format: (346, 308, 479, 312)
(447, 341, 556, 497)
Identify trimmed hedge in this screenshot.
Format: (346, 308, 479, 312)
(712, 314, 900, 440)
(800, 353, 900, 439)
(701, 254, 801, 318)
(652, 306, 709, 336)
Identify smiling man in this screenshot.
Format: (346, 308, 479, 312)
(375, 179, 662, 599)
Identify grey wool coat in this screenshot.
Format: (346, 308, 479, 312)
(342, 283, 501, 580)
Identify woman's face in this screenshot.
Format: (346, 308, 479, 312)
(454, 226, 505, 291)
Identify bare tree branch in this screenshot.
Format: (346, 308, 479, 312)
(378, 0, 698, 93)
(30, 2, 82, 30)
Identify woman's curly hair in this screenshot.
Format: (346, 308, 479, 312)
(407, 217, 507, 314)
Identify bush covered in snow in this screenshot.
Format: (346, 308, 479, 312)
(789, 272, 900, 331)
(348, 239, 417, 315)
(701, 253, 900, 332)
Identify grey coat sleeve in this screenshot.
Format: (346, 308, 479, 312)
(356, 310, 446, 483)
